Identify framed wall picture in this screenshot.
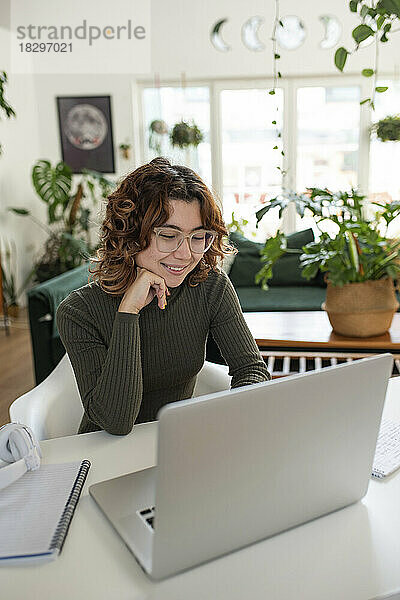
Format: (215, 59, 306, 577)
(56, 95, 115, 173)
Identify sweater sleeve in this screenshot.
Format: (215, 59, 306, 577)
(56, 295, 143, 435)
(208, 271, 271, 388)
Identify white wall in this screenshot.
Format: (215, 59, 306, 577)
(1, 0, 400, 305)
(149, 0, 400, 79)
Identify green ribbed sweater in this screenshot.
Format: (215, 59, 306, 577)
(56, 268, 270, 435)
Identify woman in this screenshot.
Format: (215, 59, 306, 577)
(56, 157, 270, 435)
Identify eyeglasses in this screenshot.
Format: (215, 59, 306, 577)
(153, 227, 216, 254)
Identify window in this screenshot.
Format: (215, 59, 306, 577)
(142, 86, 212, 187)
(296, 86, 360, 192)
(219, 87, 284, 239)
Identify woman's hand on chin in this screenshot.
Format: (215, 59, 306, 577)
(118, 266, 170, 314)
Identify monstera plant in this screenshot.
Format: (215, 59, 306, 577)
(9, 160, 115, 282)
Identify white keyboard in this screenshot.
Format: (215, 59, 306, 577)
(372, 419, 400, 479)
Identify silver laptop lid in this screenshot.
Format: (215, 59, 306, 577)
(151, 354, 393, 579)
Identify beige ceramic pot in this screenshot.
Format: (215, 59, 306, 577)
(322, 277, 399, 338)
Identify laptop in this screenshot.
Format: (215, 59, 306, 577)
(89, 353, 393, 580)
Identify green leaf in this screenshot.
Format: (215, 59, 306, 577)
(334, 47, 348, 72)
(273, 145, 278, 150)
(278, 72, 282, 78)
(381, 0, 400, 18)
(362, 68, 374, 77)
(377, 14, 385, 28)
(8, 207, 30, 216)
(274, 53, 280, 59)
(255, 232, 288, 288)
(347, 231, 360, 272)
(352, 24, 374, 43)
(269, 89, 275, 95)
(360, 98, 371, 105)
(376, 86, 388, 92)
(381, 33, 388, 42)
(301, 261, 320, 280)
(272, 120, 277, 124)
(31, 160, 72, 224)
(360, 4, 369, 17)
(349, 0, 358, 12)
(255, 205, 271, 225)
(79, 208, 90, 232)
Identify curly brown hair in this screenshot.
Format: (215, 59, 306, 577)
(89, 157, 236, 295)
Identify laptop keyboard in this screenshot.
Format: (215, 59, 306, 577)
(138, 506, 155, 529)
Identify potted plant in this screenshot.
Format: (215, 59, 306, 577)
(372, 115, 400, 142)
(255, 188, 400, 337)
(149, 119, 169, 155)
(0, 239, 35, 318)
(170, 120, 203, 148)
(119, 142, 132, 160)
(9, 160, 115, 283)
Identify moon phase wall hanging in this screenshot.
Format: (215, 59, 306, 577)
(211, 14, 341, 52)
(57, 95, 115, 174)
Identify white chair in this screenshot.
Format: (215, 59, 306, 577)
(9, 354, 231, 441)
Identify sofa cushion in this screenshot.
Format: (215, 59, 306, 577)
(235, 286, 327, 311)
(227, 233, 264, 287)
(228, 229, 320, 288)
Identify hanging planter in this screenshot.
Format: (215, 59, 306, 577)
(170, 120, 203, 149)
(372, 115, 400, 142)
(149, 119, 169, 155)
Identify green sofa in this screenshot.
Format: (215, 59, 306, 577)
(27, 229, 327, 384)
(228, 229, 327, 311)
(27, 264, 92, 385)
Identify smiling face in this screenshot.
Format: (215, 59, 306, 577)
(134, 199, 204, 287)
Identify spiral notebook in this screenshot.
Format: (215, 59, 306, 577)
(372, 419, 400, 479)
(0, 460, 91, 565)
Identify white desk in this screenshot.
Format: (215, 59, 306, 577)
(2, 380, 400, 600)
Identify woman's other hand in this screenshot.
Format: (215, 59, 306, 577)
(118, 267, 170, 314)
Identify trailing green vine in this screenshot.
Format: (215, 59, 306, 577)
(269, 0, 286, 181)
(334, 0, 400, 108)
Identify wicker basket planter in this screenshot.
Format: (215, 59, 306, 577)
(322, 278, 399, 338)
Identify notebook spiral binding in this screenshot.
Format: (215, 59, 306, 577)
(372, 468, 385, 479)
(49, 460, 91, 553)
